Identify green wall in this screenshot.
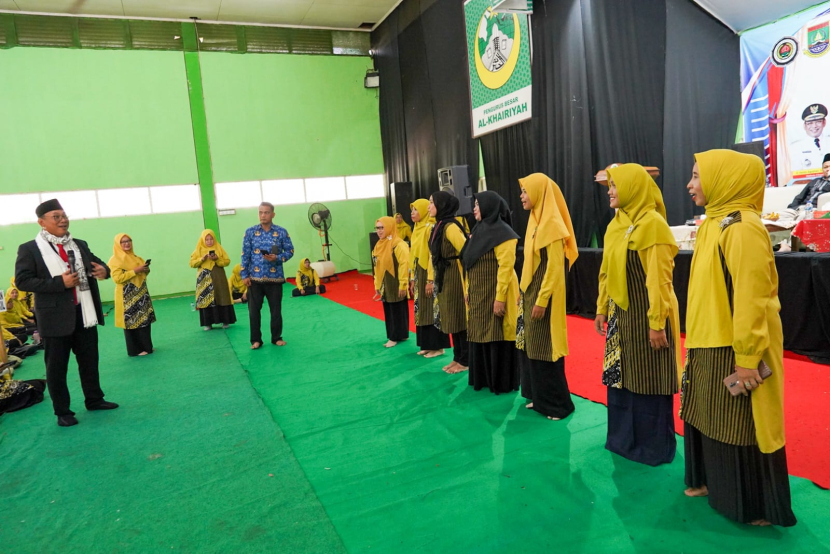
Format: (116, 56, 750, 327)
(0, 46, 384, 300)
(200, 53, 383, 181)
(0, 48, 198, 191)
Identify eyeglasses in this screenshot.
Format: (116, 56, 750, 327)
(47, 214, 69, 222)
(120, 239, 132, 245)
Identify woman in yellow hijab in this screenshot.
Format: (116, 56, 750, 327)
(395, 213, 412, 243)
(372, 216, 411, 348)
(108, 233, 156, 357)
(517, 174, 578, 420)
(681, 150, 795, 527)
(409, 199, 450, 358)
(1, 286, 36, 337)
(190, 229, 235, 331)
(594, 164, 680, 466)
(292, 258, 326, 297)
(229, 264, 248, 304)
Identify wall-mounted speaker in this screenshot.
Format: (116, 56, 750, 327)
(438, 165, 473, 216)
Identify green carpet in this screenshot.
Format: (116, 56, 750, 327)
(2, 292, 829, 553)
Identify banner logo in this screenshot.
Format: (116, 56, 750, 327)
(772, 37, 798, 66)
(805, 22, 830, 57)
(475, 9, 520, 89)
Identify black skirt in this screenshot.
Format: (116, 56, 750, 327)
(416, 324, 451, 350)
(382, 300, 409, 342)
(520, 353, 575, 419)
(199, 304, 237, 326)
(469, 341, 519, 394)
(124, 325, 154, 357)
(684, 423, 796, 526)
(606, 386, 676, 466)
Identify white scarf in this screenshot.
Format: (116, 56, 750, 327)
(35, 230, 98, 328)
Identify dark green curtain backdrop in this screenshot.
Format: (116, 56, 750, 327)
(372, 0, 741, 242)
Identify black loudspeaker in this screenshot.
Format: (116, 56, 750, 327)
(390, 181, 415, 224)
(732, 141, 766, 161)
(438, 165, 473, 216)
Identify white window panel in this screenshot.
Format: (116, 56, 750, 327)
(151, 184, 202, 214)
(262, 179, 306, 205)
(215, 181, 262, 209)
(45, 190, 99, 220)
(1, 193, 41, 225)
(304, 177, 346, 203)
(346, 174, 385, 200)
(98, 187, 152, 218)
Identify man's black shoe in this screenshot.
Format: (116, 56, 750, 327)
(87, 401, 119, 411)
(57, 415, 78, 427)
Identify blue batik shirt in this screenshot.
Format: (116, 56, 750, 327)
(240, 224, 295, 282)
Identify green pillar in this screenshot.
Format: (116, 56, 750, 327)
(182, 22, 221, 239)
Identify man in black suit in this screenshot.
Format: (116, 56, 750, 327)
(15, 199, 119, 427)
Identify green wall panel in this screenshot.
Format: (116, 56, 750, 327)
(0, 48, 198, 193)
(199, 53, 383, 182)
(0, 212, 206, 303)
(216, 198, 384, 277)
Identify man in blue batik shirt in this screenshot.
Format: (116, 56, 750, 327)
(241, 202, 295, 349)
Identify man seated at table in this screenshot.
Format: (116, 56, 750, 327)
(789, 153, 830, 209)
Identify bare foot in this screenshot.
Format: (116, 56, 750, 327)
(547, 416, 561, 421)
(274, 340, 287, 346)
(750, 519, 772, 527)
(416, 350, 428, 356)
(384, 340, 398, 348)
(251, 342, 263, 350)
(525, 402, 533, 409)
(447, 365, 468, 374)
(424, 349, 444, 358)
(442, 361, 457, 373)
(138, 351, 148, 356)
(684, 486, 709, 497)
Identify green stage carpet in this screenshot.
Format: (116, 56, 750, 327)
(2, 292, 828, 553)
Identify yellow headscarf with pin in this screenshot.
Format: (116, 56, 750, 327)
(372, 216, 403, 290)
(686, 149, 785, 454)
(108, 233, 147, 287)
(395, 213, 412, 241)
(601, 164, 677, 310)
(518, 173, 579, 291)
(190, 229, 230, 271)
(409, 199, 433, 270)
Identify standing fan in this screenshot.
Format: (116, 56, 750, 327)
(308, 203, 333, 261)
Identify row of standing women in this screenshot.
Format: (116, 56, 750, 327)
(371, 149, 795, 528)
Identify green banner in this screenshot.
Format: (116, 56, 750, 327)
(464, 0, 532, 138)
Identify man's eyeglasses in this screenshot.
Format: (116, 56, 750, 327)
(47, 214, 69, 222)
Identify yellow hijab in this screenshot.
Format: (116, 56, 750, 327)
(297, 258, 315, 280)
(372, 216, 403, 290)
(108, 233, 146, 287)
(686, 149, 766, 348)
(409, 199, 433, 270)
(518, 174, 579, 291)
(229, 264, 246, 292)
(395, 213, 412, 239)
(601, 164, 677, 310)
(190, 229, 230, 271)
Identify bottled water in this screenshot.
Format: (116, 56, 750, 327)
(806, 201, 814, 220)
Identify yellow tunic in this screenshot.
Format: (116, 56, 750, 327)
(535, 239, 568, 361)
(494, 240, 520, 340)
(598, 244, 682, 375)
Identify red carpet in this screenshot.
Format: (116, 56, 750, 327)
(321, 270, 830, 489)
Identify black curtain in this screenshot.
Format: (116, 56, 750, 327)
(662, 0, 741, 225)
(372, 0, 479, 211)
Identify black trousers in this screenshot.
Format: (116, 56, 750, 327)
(451, 331, 469, 366)
(291, 285, 327, 297)
(248, 281, 284, 344)
(520, 353, 575, 419)
(124, 325, 154, 357)
(42, 305, 105, 416)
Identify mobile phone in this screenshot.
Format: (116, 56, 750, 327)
(209, 250, 215, 256)
(146, 259, 152, 265)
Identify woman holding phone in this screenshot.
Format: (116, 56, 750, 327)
(190, 230, 236, 330)
(108, 233, 156, 357)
